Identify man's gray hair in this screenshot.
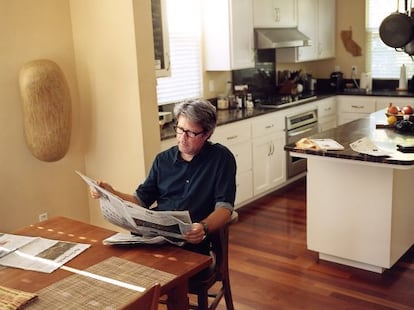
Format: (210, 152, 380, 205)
(173, 99, 217, 133)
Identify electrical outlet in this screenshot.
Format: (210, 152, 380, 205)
(351, 65, 357, 75)
(38, 212, 48, 222)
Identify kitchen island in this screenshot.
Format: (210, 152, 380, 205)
(285, 110, 414, 273)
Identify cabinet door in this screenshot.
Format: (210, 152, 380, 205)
(235, 170, 253, 207)
(337, 96, 376, 125)
(318, 96, 337, 118)
(203, 0, 254, 71)
(297, 0, 318, 61)
(252, 132, 285, 196)
(231, 0, 255, 69)
(317, 0, 335, 59)
(253, 0, 297, 28)
(375, 97, 411, 111)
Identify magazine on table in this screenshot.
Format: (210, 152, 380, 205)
(76, 171, 193, 246)
(0, 233, 90, 273)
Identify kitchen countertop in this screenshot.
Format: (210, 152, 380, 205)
(161, 89, 414, 141)
(285, 109, 414, 166)
(160, 93, 330, 140)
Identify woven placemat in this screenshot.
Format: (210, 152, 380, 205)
(26, 256, 175, 309)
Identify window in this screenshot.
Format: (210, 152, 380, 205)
(366, 0, 414, 79)
(156, 0, 202, 105)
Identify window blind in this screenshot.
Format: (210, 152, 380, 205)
(366, 0, 414, 78)
(156, 0, 202, 105)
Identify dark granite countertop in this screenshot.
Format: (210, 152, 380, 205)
(285, 110, 414, 166)
(160, 94, 331, 140)
(160, 89, 413, 141)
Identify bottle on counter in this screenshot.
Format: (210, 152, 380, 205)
(246, 93, 254, 109)
(234, 84, 248, 109)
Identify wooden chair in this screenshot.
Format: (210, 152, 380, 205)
(119, 283, 161, 310)
(188, 211, 238, 310)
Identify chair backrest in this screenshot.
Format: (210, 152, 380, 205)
(211, 211, 238, 281)
(118, 283, 161, 310)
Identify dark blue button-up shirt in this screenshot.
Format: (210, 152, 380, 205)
(134, 141, 236, 223)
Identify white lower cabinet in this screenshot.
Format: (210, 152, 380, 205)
(337, 95, 376, 126)
(212, 121, 253, 207)
(375, 97, 412, 111)
(251, 112, 286, 196)
(317, 96, 337, 132)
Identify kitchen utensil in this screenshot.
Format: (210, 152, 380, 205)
(379, 0, 414, 48)
(329, 71, 344, 90)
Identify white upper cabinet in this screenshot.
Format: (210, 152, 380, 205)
(276, 0, 335, 62)
(253, 0, 297, 28)
(317, 0, 335, 60)
(203, 0, 255, 71)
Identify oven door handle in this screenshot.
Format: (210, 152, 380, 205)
(288, 126, 317, 138)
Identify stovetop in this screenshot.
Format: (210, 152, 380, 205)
(255, 93, 318, 109)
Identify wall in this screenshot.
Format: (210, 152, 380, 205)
(0, 0, 88, 232)
(69, 0, 160, 229)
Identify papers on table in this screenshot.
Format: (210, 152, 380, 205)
(0, 233, 90, 273)
(76, 171, 193, 246)
(311, 139, 345, 151)
(350, 137, 390, 157)
(296, 138, 344, 151)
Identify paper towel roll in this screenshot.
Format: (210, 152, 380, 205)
(398, 64, 407, 90)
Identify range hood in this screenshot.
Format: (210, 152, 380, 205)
(254, 28, 312, 49)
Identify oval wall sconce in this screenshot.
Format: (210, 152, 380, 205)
(19, 59, 72, 162)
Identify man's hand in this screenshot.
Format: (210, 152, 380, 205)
(89, 181, 114, 199)
(184, 223, 206, 244)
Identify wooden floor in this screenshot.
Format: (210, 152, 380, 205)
(216, 178, 414, 310)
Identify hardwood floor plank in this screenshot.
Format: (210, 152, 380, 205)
(213, 178, 414, 310)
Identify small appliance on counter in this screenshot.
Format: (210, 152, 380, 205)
(329, 69, 344, 91)
(158, 111, 173, 124)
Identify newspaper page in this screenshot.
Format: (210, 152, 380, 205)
(0, 233, 90, 273)
(76, 171, 193, 245)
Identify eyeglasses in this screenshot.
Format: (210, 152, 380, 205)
(173, 125, 205, 138)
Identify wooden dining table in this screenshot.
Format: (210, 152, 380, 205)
(0, 216, 212, 309)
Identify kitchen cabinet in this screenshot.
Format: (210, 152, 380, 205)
(203, 0, 255, 71)
(253, 0, 297, 28)
(337, 95, 413, 126)
(151, 0, 170, 77)
(317, 96, 337, 132)
(375, 97, 412, 111)
(251, 112, 286, 196)
(337, 96, 376, 126)
(276, 0, 335, 62)
(211, 121, 253, 207)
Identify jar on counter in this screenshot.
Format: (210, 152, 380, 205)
(217, 94, 229, 110)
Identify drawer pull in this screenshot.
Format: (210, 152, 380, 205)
(227, 135, 238, 140)
(351, 105, 364, 109)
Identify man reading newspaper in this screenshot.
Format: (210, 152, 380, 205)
(89, 99, 237, 255)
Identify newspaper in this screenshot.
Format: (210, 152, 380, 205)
(76, 171, 193, 246)
(0, 233, 90, 273)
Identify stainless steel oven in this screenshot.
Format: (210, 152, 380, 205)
(286, 109, 318, 179)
